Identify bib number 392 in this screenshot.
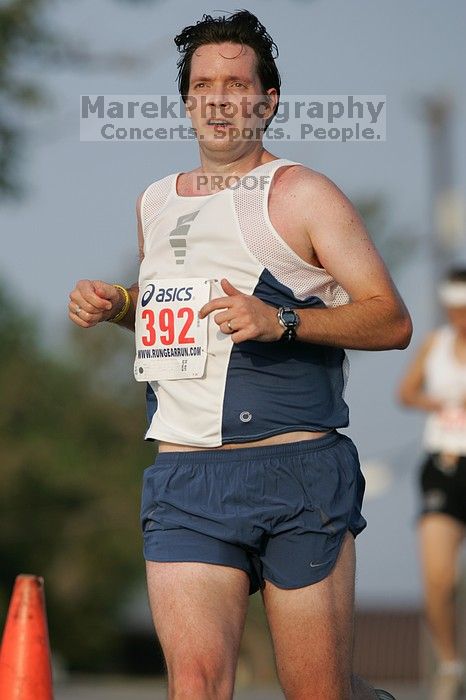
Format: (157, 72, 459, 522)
(140, 306, 195, 347)
(134, 278, 211, 381)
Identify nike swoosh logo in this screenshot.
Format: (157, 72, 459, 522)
(309, 559, 332, 568)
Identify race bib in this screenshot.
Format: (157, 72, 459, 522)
(134, 278, 212, 381)
(424, 405, 466, 453)
(437, 405, 466, 431)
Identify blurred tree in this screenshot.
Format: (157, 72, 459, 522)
(0, 0, 164, 200)
(0, 281, 154, 670)
(0, 0, 52, 197)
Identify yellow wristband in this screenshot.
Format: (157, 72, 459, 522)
(107, 285, 131, 323)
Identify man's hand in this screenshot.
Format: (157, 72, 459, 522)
(69, 279, 121, 328)
(199, 278, 282, 343)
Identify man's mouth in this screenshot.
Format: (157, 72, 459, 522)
(207, 119, 232, 127)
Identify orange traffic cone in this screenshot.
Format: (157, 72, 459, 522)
(0, 574, 53, 699)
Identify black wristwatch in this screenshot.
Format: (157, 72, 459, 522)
(277, 307, 300, 342)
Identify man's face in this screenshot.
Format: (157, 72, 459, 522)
(186, 42, 277, 152)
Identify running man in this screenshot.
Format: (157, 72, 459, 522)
(69, 11, 411, 699)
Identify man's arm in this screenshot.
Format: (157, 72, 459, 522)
(293, 169, 412, 350)
(200, 168, 412, 351)
(68, 192, 144, 331)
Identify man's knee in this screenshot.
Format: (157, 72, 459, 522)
(167, 657, 235, 700)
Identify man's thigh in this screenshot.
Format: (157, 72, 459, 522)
(262, 531, 356, 700)
(146, 560, 250, 681)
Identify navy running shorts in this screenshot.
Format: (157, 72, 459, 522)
(140, 430, 367, 595)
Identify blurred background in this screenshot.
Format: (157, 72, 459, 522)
(0, 0, 465, 697)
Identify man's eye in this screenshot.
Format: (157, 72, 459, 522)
(194, 83, 206, 88)
(233, 82, 245, 88)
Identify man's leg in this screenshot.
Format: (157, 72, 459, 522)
(262, 532, 376, 700)
(146, 560, 250, 700)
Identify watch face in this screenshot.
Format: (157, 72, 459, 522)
(281, 310, 296, 325)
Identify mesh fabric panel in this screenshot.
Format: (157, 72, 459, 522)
(140, 174, 174, 235)
(232, 165, 350, 307)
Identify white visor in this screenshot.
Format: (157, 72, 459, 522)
(438, 281, 466, 307)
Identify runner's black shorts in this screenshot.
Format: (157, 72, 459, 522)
(141, 430, 367, 595)
(419, 453, 466, 525)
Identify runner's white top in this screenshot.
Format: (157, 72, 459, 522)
(423, 325, 466, 454)
(136, 159, 351, 447)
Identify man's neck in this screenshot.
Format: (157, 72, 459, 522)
(197, 147, 275, 177)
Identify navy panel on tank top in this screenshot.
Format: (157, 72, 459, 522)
(221, 269, 348, 442)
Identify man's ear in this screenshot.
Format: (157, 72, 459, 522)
(184, 95, 196, 115)
(265, 88, 279, 119)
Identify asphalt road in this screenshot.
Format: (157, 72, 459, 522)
(55, 678, 429, 699)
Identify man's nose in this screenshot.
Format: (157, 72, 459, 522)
(207, 97, 237, 123)
(207, 92, 228, 105)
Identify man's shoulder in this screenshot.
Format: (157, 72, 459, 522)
(274, 162, 342, 196)
(272, 162, 350, 210)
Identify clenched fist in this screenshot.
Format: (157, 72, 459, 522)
(69, 279, 122, 328)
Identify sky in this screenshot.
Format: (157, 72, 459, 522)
(1, 0, 466, 604)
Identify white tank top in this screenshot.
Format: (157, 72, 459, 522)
(423, 325, 466, 453)
(136, 158, 351, 447)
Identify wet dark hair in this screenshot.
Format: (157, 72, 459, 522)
(174, 10, 281, 124)
(446, 267, 466, 283)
